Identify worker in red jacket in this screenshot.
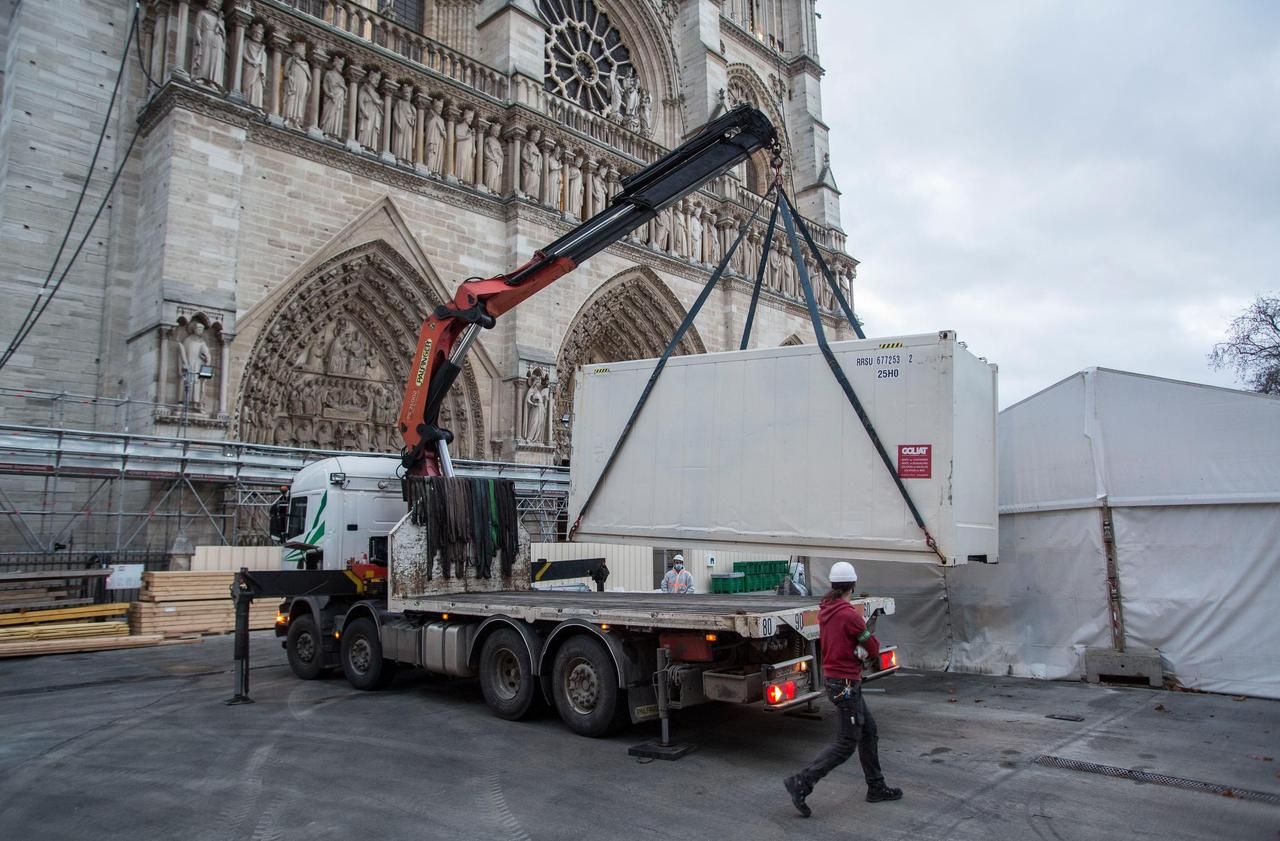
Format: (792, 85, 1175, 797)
(784, 562, 902, 817)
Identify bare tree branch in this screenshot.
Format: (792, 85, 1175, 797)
(1209, 294, 1280, 394)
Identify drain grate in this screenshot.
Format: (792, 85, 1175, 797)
(1034, 755, 1280, 806)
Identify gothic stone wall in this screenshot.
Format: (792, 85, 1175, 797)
(139, 99, 850, 461)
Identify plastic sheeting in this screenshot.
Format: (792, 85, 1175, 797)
(818, 369, 1280, 699)
(1114, 505, 1280, 698)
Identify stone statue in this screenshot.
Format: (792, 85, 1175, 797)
(590, 166, 606, 214)
(624, 75, 641, 132)
(650, 207, 670, 252)
(607, 69, 625, 120)
(315, 420, 333, 449)
(454, 108, 475, 182)
(689, 205, 703, 263)
(768, 240, 783, 292)
(546, 145, 563, 209)
(192, 0, 226, 88)
(707, 216, 722, 264)
(523, 368, 549, 444)
(356, 70, 384, 149)
(241, 22, 267, 109)
(392, 85, 415, 162)
(282, 41, 310, 129)
(482, 122, 503, 192)
(639, 91, 653, 137)
(566, 153, 584, 218)
(319, 55, 347, 137)
(424, 97, 445, 174)
(673, 203, 688, 257)
(178, 319, 214, 412)
(521, 129, 542, 198)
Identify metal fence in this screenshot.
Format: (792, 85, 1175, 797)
(0, 550, 170, 604)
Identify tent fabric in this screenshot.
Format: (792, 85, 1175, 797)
(1113, 504, 1280, 699)
(823, 369, 1280, 699)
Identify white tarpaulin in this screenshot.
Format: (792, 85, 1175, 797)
(818, 369, 1280, 698)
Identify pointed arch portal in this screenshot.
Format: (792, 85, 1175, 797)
(236, 241, 485, 458)
(554, 268, 704, 457)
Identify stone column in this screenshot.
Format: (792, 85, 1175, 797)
(150, 3, 169, 83)
(172, 0, 192, 79)
(227, 7, 250, 101)
(268, 31, 289, 124)
(443, 104, 459, 182)
(413, 92, 428, 171)
(379, 77, 397, 163)
(344, 64, 364, 150)
(505, 124, 525, 197)
(474, 117, 488, 187)
(307, 46, 327, 138)
(140, 13, 157, 93)
(584, 159, 599, 217)
(539, 135, 553, 206)
(218, 339, 231, 415)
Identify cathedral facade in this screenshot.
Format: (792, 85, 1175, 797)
(0, 0, 854, 548)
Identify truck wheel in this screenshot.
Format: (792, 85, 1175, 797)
(286, 614, 324, 680)
(551, 635, 626, 737)
(340, 617, 396, 690)
(479, 628, 542, 720)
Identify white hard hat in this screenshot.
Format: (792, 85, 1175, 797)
(829, 561, 858, 584)
(672, 553, 684, 562)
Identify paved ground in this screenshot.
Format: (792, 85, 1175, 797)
(0, 633, 1276, 840)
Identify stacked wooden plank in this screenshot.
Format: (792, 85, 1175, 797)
(0, 569, 112, 614)
(0, 569, 144, 657)
(128, 571, 278, 637)
(0, 620, 129, 642)
(0, 634, 169, 658)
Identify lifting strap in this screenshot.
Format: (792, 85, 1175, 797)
(739, 192, 780, 350)
(775, 190, 943, 559)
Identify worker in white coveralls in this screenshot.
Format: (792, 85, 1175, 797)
(660, 554, 695, 594)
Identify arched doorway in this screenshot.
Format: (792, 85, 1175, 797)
(554, 267, 704, 458)
(236, 242, 486, 458)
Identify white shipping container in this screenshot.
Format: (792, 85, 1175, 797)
(568, 331, 998, 565)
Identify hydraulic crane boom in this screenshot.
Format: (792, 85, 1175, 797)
(398, 105, 777, 477)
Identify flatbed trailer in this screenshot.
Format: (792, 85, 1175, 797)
(393, 590, 896, 640)
(230, 568, 897, 750)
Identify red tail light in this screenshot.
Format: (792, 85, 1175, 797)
(765, 680, 797, 705)
(879, 649, 898, 671)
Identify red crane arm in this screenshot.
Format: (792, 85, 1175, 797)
(394, 105, 778, 478)
(397, 253, 577, 476)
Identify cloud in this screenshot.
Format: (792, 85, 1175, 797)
(819, 1, 1280, 405)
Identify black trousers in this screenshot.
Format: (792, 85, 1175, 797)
(797, 678, 884, 791)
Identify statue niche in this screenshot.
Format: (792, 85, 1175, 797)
(172, 313, 225, 416)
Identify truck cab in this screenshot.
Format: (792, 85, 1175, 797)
(269, 456, 406, 570)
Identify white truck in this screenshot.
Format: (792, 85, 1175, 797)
(257, 453, 897, 742)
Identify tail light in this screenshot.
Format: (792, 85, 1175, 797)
(878, 649, 898, 671)
(765, 680, 797, 705)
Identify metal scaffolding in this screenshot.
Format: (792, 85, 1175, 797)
(0, 421, 571, 556)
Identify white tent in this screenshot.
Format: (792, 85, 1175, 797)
(824, 368, 1280, 699)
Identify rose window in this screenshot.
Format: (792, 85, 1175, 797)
(539, 0, 634, 114)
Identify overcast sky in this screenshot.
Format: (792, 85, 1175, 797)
(816, 1, 1280, 406)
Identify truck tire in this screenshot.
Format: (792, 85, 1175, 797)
(551, 635, 626, 737)
(286, 614, 324, 680)
(479, 628, 542, 720)
(340, 617, 397, 690)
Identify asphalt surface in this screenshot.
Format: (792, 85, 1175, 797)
(0, 633, 1276, 840)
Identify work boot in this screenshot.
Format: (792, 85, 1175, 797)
(866, 783, 903, 803)
(784, 775, 811, 818)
